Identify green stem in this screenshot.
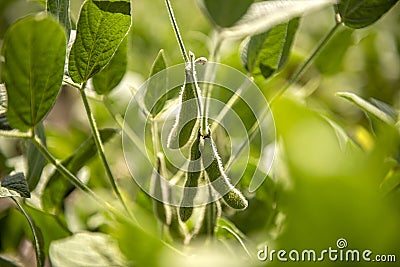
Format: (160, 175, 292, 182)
(270, 23, 341, 106)
(228, 23, 341, 170)
(0, 129, 31, 139)
(188, 52, 208, 136)
(12, 197, 44, 267)
(202, 34, 223, 134)
(30, 135, 101, 202)
(79, 84, 131, 217)
(165, 0, 188, 63)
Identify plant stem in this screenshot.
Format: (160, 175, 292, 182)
(103, 96, 152, 160)
(79, 84, 132, 217)
(0, 129, 31, 139)
(12, 197, 44, 267)
(188, 52, 208, 136)
(165, 0, 188, 63)
(202, 34, 223, 134)
(270, 23, 341, 105)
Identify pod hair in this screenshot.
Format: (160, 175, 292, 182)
(201, 136, 248, 210)
(167, 70, 199, 149)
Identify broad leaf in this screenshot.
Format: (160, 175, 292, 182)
(315, 28, 353, 75)
(68, 0, 131, 83)
(42, 129, 118, 213)
(49, 232, 128, 267)
(241, 18, 299, 79)
(47, 0, 71, 37)
(92, 37, 128, 95)
(337, 92, 395, 125)
(1, 173, 30, 198)
(145, 49, 168, 116)
(1, 14, 67, 131)
(221, 0, 335, 39)
(23, 204, 71, 257)
(338, 0, 399, 29)
(25, 123, 47, 191)
(199, 0, 253, 28)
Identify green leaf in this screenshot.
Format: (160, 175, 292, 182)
(0, 256, 19, 267)
(241, 18, 299, 79)
(337, 92, 395, 125)
(49, 232, 128, 267)
(199, 0, 254, 28)
(23, 204, 71, 257)
(1, 14, 67, 131)
(92, 37, 128, 95)
(47, 0, 71, 37)
(25, 123, 47, 191)
(145, 49, 168, 116)
(221, 0, 335, 39)
(380, 168, 400, 196)
(1, 173, 30, 198)
(42, 128, 118, 213)
(338, 0, 399, 29)
(68, 0, 131, 83)
(315, 27, 354, 75)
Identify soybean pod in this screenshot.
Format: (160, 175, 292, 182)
(167, 65, 199, 149)
(179, 133, 202, 222)
(194, 186, 221, 238)
(201, 136, 248, 210)
(150, 153, 171, 225)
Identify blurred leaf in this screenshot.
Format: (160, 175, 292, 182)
(380, 168, 400, 196)
(315, 27, 353, 75)
(25, 123, 47, 191)
(241, 18, 299, 79)
(92, 37, 128, 95)
(42, 128, 118, 213)
(199, 0, 253, 28)
(68, 0, 131, 83)
(1, 14, 66, 131)
(221, 0, 335, 39)
(337, 92, 395, 125)
(0, 114, 12, 130)
(370, 98, 398, 121)
(338, 0, 399, 29)
(47, 0, 71, 37)
(111, 218, 180, 267)
(145, 49, 168, 116)
(1, 173, 30, 198)
(0, 257, 19, 267)
(49, 232, 128, 267)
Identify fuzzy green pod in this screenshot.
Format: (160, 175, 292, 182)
(179, 134, 202, 222)
(150, 153, 171, 225)
(194, 187, 221, 239)
(201, 136, 248, 210)
(167, 68, 199, 149)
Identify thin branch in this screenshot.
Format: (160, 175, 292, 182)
(165, 0, 188, 63)
(79, 84, 132, 218)
(12, 197, 44, 267)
